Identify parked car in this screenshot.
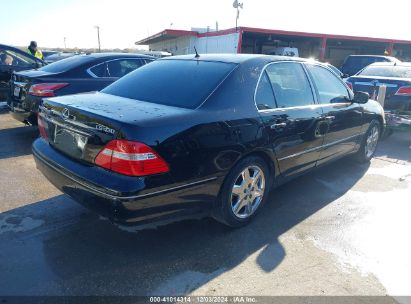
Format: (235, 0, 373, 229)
(341, 55, 400, 77)
(265, 47, 299, 57)
(33, 55, 384, 228)
(346, 62, 411, 112)
(347, 62, 411, 137)
(44, 52, 77, 64)
(8, 53, 155, 125)
(0, 44, 46, 101)
(42, 50, 59, 58)
(138, 51, 172, 58)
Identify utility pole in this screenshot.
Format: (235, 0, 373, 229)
(64, 37, 67, 49)
(94, 26, 101, 52)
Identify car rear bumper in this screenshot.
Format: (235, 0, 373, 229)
(8, 95, 42, 125)
(32, 138, 221, 225)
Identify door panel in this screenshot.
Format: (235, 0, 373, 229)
(317, 102, 363, 163)
(305, 63, 363, 164)
(260, 106, 325, 176)
(256, 62, 325, 177)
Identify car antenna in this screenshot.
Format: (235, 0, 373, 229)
(194, 46, 200, 59)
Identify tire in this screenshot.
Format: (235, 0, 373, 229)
(213, 156, 271, 227)
(355, 119, 381, 163)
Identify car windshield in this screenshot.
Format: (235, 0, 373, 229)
(359, 65, 411, 78)
(39, 55, 93, 73)
(102, 59, 237, 109)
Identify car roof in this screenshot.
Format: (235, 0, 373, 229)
(83, 52, 155, 60)
(347, 55, 399, 61)
(161, 53, 307, 64)
(368, 62, 411, 67)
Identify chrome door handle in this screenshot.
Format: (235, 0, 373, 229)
(270, 122, 287, 129)
(324, 116, 335, 121)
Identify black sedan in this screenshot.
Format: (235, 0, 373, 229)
(8, 53, 155, 125)
(346, 62, 411, 112)
(1, 44, 46, 102)
(33, 55, 384, 227)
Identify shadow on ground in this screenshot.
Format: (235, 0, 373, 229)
(0, 125, 38, 159)
(376, 132, 411, 163)
(0, 156, 370, 296)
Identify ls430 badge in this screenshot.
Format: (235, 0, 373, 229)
(95, 124, 115, 134)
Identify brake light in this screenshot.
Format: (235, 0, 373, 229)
(395, 86, 411, 96)
(37, 114, 48, 140)
(29, 83, 69, 97)
(95, 140, 169, 176)
(346, 81, 353, 90)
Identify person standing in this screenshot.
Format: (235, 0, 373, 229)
(28, 41, 43, 60)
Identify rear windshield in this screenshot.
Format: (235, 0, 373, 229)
(344, 57, 387, 71)
(102, 59, 237, 109)
(359, 65, 411, 78)
(39, 55, 94, 73)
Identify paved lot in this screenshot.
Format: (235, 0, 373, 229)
(0, 108, 410, 299)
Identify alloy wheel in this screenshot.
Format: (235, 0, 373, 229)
(230, 165, 265, 219)
(365, 125, 379, 158)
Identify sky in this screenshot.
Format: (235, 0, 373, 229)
(1, 0, 411, 49)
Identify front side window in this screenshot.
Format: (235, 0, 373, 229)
(306, 64, 349, 104)
(265, 62, 314, 108)
(0, 49, 36, 68)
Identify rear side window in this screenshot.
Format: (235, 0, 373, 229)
(102, 60, 237, 109)
(306, 64, 349, 104)
(255, 72, 276, 110)
(107, 59, 144, 77)
(89, 62, 107, 77)
(264, 62, 314, 108)
(90, 59, 144, 78)
(40, 55, 93, 73)
(359, 65, 411, 78)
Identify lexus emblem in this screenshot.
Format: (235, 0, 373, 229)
(61, 108, 70, 120)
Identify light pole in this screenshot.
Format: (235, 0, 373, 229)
(94, 26, 101, 52)
(233, 0, 243, 31)
(64, 37, 67, 49)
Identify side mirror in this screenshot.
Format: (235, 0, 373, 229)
(353, 91, 369, 104)
(342, 73, 349, 78)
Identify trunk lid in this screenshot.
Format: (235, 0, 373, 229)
(349, 76, 410, 99)
(10, 70, 60, 103)
(39, 92, 191, 163)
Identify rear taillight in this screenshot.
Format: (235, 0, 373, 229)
(95, 140, 169, 177)
(37, 114, 48, 140)
(395, 86, 411, 96)
(346, 81, 353, 91)
(29, 83, 69, 97)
